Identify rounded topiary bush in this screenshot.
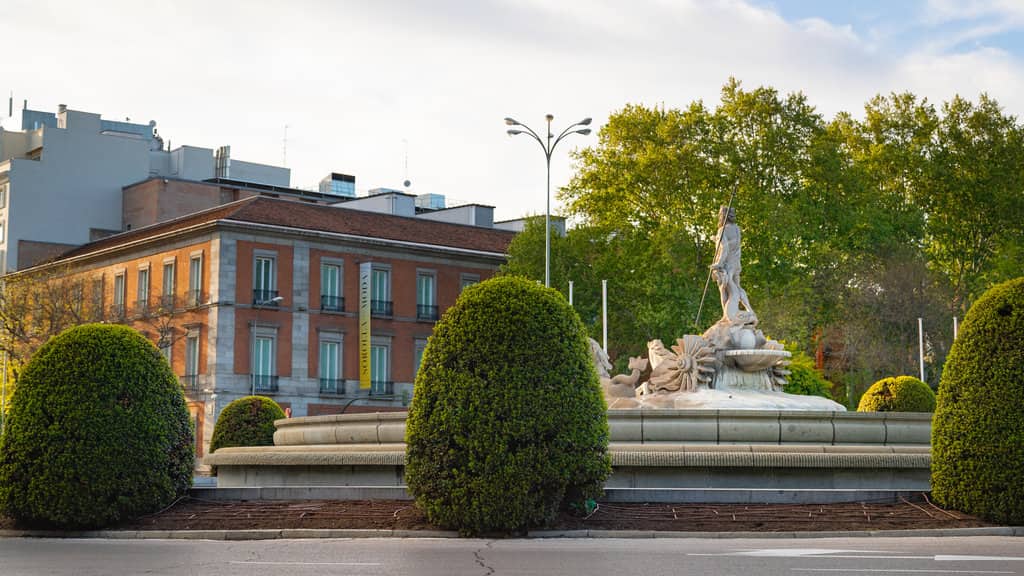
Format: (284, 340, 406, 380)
(0, 324, 193, 529)
(209, 396, 286, 454)
(405, 275, 611, 535)
(932, 277, 1024, 524)
(856, 375, 936, 412)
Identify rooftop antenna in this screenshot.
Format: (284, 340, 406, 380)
(402, 138, 411, 188)
(282, 124, 289, 166)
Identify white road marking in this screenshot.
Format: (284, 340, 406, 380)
(937, 555, 1024, 562)
(786, 565, 1011, 569)
(229, 561, 381, 566)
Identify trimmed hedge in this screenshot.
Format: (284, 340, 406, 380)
(209, 396, 286, 454)
(0, 324, 193, 529)
(857, 376, 935, 412)
(932, 277, 1024, 524)
(405, 276, 611, 535)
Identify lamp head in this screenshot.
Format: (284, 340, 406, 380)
(577, 128, 592, 136)
(504, 117, 519, 126)
(507, 129, 523, 136)
(579, 117, 593, 126)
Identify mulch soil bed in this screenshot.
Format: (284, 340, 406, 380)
(0, 493, 995, 534)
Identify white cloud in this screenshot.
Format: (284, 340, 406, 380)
(2, 0, 1023, 220)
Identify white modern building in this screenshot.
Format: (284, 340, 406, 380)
(0, 105, 289, 271)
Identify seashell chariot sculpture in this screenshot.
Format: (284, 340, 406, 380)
(593, 205, 846, 411)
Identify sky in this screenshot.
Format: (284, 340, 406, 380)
(3, 0, 1024, 221)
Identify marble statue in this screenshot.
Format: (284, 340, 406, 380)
(592, 204, 846, 411)
(711, 206, 755, 324)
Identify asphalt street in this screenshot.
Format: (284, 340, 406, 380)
(1, 535, 1022, 575)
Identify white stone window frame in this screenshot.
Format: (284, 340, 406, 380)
(253, 249, 278, 293)
(413, 338, 429, 378)
(317, 330, 344, 384)
(459, 273, 481, 291)
(137, 264, 150, 305)
(162, 257, 177, 296)
(250, 322, 279, 378)
(189, 250, 204, 304)
(320, 257, 345, 310)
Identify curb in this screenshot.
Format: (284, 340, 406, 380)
(1, 526, 1020, 540)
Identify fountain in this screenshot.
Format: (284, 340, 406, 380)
(204, 205, 930, 503)
(598, 205, 845, 411)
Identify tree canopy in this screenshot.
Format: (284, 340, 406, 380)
(502, 79, 1024, 400)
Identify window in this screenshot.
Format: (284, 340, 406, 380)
(0, 221, 5, 245)
(460, 273, 480, 292)
(370, 342, 391, 395)
(0, 181, 7, 209)
(184, 331, 199, 391)
(253, 254, 277, 305)
(416, 272, 437, 321)
(414, 338, 428, 377)
(162, 261, 176, 310)
(371, 267, 391, 316)
(91, 277, 104, 319)
(136, 267, 150, 313)
(188, 254, 202, 307)
(319, 335, 342, 394)
(160, 341, 172, 365)
(320, 261, 343, 312)
(113, 273, 126, 318)
(252, 334, 277, 392)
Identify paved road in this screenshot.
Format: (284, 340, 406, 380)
(1, 536, 1022, 575)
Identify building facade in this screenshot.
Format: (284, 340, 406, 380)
(0, 105, 288, 271)
(20, 196, 514, 462)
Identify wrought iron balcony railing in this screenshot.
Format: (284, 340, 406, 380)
(416, 304, 439, 322)
(320, 295, 344, 312)
(370, 380, 394, 396)
(181, 374, 199, 392)
(251, 374, 279, 392)
(319, 378, 343, 394)
(370, 299, 393, 317)
(253, 289, 280, 306)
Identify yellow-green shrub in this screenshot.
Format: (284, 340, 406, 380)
(857, 375, 935, 412)
(932, 277, 1024, 524)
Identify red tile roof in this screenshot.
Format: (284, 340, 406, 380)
(54, 197, 517, 263)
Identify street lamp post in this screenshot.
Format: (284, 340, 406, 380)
(252, 295, 284, 396)
(505, 114, 592, 287)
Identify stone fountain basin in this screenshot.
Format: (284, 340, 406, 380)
(724, 348, 791, 371)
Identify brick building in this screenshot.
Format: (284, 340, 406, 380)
(18, 196, 515, 460)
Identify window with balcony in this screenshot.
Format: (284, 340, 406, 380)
(161, 260, 176, 310)
(91, 277, 104, 319)
(416, 271, 437, 321)
(112, 273, 126, 319)
(252, 333, 277, 392)
(319, 335, 342, 394)
(184, 331, 199, 392)
(414, 338, 428, 377)
(136, 267, 150, 315)
(460, 273, 480, 292)
(370, 342, 392, 395)
(371, 267, 392, 317)
(253, 254, 278, 305)
(188, 254, 203, 307)
(320, 261, 343, 312)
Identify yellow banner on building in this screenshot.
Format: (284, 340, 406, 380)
(359, 262, 372, 389)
